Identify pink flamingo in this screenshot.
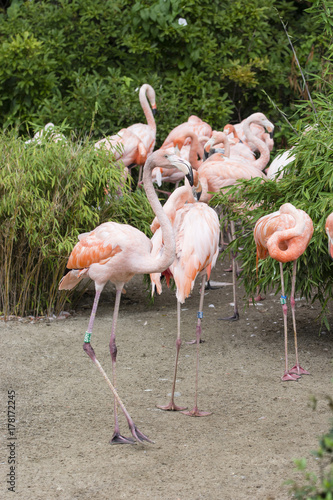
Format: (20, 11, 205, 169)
(161, 115, 212, 149)
(206, 113, 274, 172)
(198, 133, 268, 320)
(254, 203, 313, 381)
(233, 112, 274, 153)
(59, 150, 194, 444)
(152, 129, 205, 188)
(95, 84, 157, 176)
(150, 178, 220, 416)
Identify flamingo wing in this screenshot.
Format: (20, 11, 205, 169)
(67, 222, 151, 269)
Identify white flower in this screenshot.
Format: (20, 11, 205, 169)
(178, 18, 187, 26)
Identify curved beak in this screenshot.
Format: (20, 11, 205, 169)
(152, 105, 157, 117)
(166, 155, 194, 186)
(185, 165, 194, 186)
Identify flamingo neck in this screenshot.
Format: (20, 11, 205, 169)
(267, 204, 306, 262)
(242, 120, 270, 170)
(143, 157, 175, 272)
(187, 131, 201, 170)
(140, 84, 156, 132)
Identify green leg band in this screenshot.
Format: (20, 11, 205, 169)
(84, 332, 92, 343)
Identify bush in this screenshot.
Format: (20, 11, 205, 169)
(0, 126, 154, 317)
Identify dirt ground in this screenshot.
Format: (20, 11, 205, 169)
(1, 256, 333, 500)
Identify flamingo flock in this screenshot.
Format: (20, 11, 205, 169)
(57, 83, 330, 445)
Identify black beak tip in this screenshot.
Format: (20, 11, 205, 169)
(269, 131, 274, 139)
(186, 169, 194, 187)
(153, 108, 157, 117)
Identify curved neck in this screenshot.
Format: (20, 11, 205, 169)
(267, 205, 306, 262)
(242, 120, 270, 170)
(187, 131, 202, 170)
(140, 84, 156, 132)
(143, 157, 175, 272)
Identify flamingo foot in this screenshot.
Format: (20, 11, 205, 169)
(130, 424, 154, 444)
(181, 406, 212, 417)
(186, 338, 205, 345)
(156, 402, 187, 411)
(289, 365, 310, 376)
(281, 371, 301, 382)
(110, 432, 136, 445)
(224, 266, 233, 272)
(219, 312, 239, 321)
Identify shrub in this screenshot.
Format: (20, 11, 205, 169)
(0, 126, 153, 317)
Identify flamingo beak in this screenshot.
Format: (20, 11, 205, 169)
(185, 165, 194, 187)
(152, 105, 157, 117)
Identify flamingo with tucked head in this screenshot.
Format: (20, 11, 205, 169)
(254, 203, 313, 381)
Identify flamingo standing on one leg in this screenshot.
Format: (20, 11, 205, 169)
(253, 203, 313, 381)
(150, 180, 220, 416)
(59, 150, 194, 444)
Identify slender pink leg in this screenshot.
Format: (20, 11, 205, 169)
(157, 300, 187, 411)
(108, 287, 138, 444)
(288, 260, 310, 376)
(220, 221, 239, 321)
(182, 275, 212, 417)
(84, 288, 153, 444)
(279, 263, 300, 382)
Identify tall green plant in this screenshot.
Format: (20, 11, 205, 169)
(0, 127, 153, 317)
(211, 88, 333, 324)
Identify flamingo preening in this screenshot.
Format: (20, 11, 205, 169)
(254, 203, 313, 381)
(59, 150, 194, 444)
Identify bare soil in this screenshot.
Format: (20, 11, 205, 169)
(1, 257, 332, 500)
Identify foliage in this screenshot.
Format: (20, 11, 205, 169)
(210, 87, 333, 325)
(286, 395, 333, 499)
(0, 127, 153, 317)
(0, 0, 331, 149)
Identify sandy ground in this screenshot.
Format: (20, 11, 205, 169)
(1, 257, 333, 500)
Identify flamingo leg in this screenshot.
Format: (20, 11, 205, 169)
(182, 274, 212, 417)
(108, 287, 137, 444)
(219, 220, 239, 321)
(288, 260, 310, 376)
(279, 263, 300, 382)
(157, 300, 187, 411)
(84, 289, 153, 444)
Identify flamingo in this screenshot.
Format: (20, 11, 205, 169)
(58, 150, 194, 444)
(206, 113, 274, 172)
(95, 84, 157, 179)
(152, 128, 204, 188)
(233, 112, 274, 153)
(325, 213, 333, 258)
(254, 203, 313, 381)
(266, 148, 296, 180)
(161, 115, 212, 150)
(150, 178, 220, 416)
(199, 128, 271, 320)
